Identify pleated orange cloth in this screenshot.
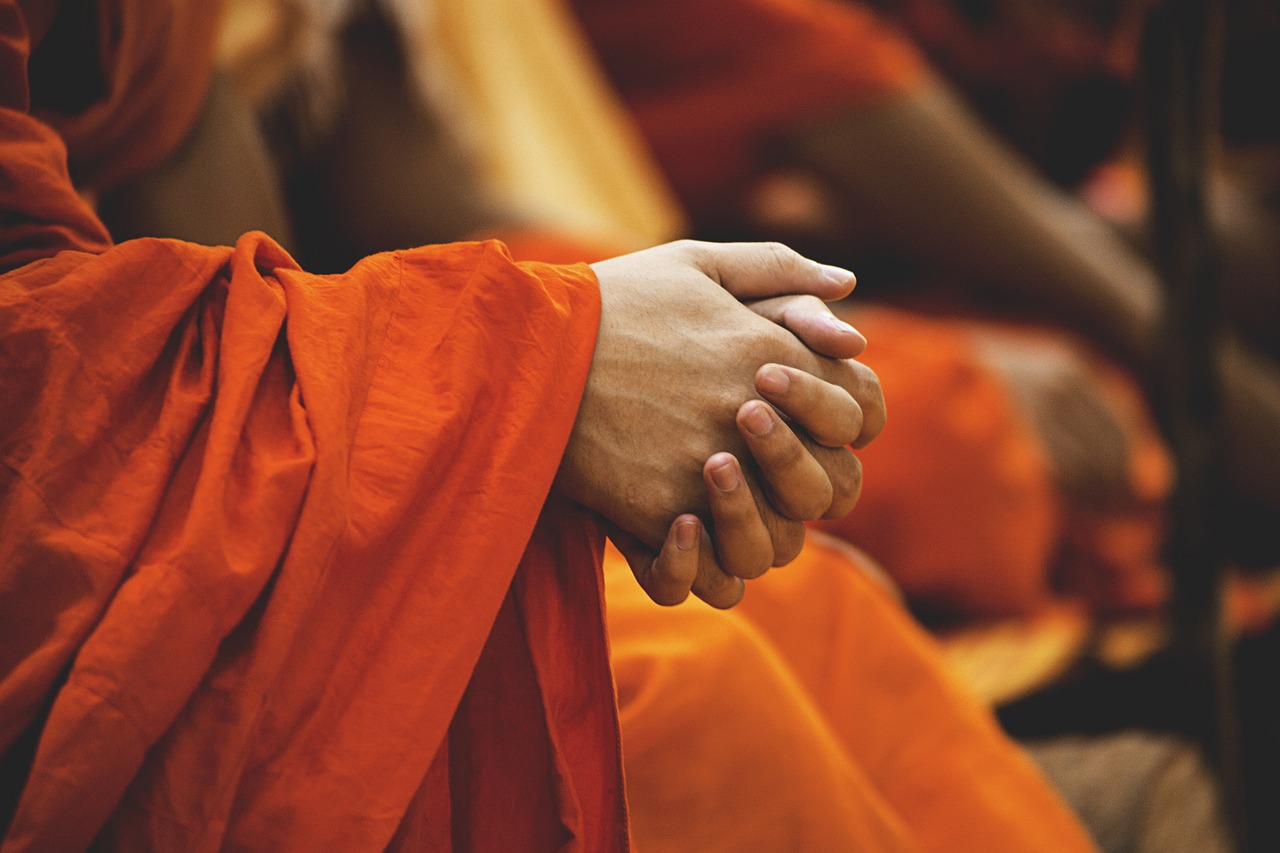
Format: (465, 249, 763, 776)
(573, 0, 926, 219)
(1, 2, 626, 847)
(606, 532, 1097, 852)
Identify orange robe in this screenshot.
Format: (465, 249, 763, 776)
(815, 308, 1062, 616)
(573, 0, 926, 219)
(0, 3, 624, 848)
(606, 533, 1097, 852)
(817, 308, 1171, 618)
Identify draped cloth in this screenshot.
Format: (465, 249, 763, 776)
(1, 2, 624, 848)
(606, 533, 1098, 852)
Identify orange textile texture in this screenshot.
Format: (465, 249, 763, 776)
(0, 4, 627, 845)
(19, 0, 223, 192)
(606, 533, 1097, 852)
(573, 0, 925, 219)
(0, 232, 621, 850)
(814, 307, 1062, 616)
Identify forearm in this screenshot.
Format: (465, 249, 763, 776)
(785, 76, 1162, 367)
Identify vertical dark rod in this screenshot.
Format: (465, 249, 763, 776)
(1141, 0, 1246, 846)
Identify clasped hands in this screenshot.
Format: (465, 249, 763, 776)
(557, 240, 885, 608)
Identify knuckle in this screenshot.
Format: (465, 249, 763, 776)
(851, 368, 886, 447)
(732, 549, 773, 580)
(773, 443, 833, 520)
(742, 527, 777, 577)
(827, 398, 864, 448)
(698, 569, 745, 609)
(765, 430, 806, 469)
(770, 520, 806, 567)
(761, 241, 804, 280)
(669, 238, 701, 256)
(648, 580, 691, 607)
(825, 453, 863, 518)
(714, 584, 746, 609)
(788, 479, 834, 521)
(807, 384, 862, 447)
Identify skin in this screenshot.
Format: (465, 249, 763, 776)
(566, 240, 884, 608)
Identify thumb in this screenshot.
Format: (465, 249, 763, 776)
(678, 240, 856, 301)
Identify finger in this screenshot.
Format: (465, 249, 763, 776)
(749, 294, 867, 359)
(675, 239, 857, 301)
(648, 515, 703, 605)
(703, 452, 776, 578)
(807, 441, 863, 519)
(786, 355, 886, 449)
(736, 400, 834, 520)
(691, 524, 748, 609)
(755, 364, 863, 448)
(610, 518, 702, 606)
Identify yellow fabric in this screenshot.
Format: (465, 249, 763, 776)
(427, 0, 685, 248)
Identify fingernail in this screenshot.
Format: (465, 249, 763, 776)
(757, 365, 789, 396)
(742, 402, 774, 437)
(819, 264, 856, 288)
(711, 460, 740, 491)
(675, 518, 699, 551)
(826, 314, 868, 347)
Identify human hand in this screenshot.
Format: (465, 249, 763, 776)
(559, 241, 885, 607)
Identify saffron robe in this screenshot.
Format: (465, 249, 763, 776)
(0, 2, 625, 848)
(605, 533, 1098, 852)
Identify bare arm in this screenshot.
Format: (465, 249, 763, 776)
(786, 76, 1280, 518)
(786, 76, 1161, 366)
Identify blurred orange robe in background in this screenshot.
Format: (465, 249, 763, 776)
(605, 534, 1097, 851)
(573, 0, 925, 220)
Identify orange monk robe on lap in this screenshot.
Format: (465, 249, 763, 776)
(606, 534, 1098, 852)
(0, 2, 625, 848)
